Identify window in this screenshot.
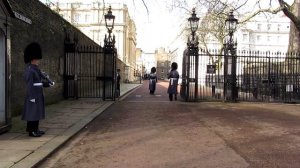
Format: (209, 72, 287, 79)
(277, 24, 281, 31)
(71, 3, 80, 8)
(242, 34, 247, 42)
(257, 35, 261, 42)
(277, 36, 281, 43)
(74, 13, 80, 23)
(267, 24, 271, 31)
(257, 24, 261, 30)
(91, 30, 100, 42)
(93, 2, 100, 8)
(161, 69, 164, 73)
(85, 14, 90, 22)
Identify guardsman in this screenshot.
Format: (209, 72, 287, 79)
(23, 42, 54, 137)
(167, 62, 179, 101)
(149, 67, 157, 94)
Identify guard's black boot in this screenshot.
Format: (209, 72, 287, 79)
(29, 131, 41, 137)
(37, 130, 45, 135)
(169, 94, 173, 101)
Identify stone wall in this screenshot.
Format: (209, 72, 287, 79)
(116, 58, 127, 83)
(8, 0, 124, 116)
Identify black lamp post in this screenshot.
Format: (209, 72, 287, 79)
(224, 10, 238, 101)
(103, 5, 117, 101)
(104, 6, 115, 47)
(186, 8, 200, 101)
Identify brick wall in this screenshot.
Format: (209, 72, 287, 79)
(8, 0, 103, 116)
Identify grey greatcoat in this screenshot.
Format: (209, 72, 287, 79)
(22, 64, 49, 121)
(167, 70, 179, 94)
(149, 73, 157, 92)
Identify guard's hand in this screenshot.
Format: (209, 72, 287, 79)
(30, 99, 36, 103)
(50, 82, 55, 86)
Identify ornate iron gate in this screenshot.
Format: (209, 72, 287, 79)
(64, 43, 116, 100)
(181, 49, 300, 103)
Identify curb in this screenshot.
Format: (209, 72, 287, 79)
(11, 102, 114, 168)
(118, 84, 143, 101)
(11, 84, 141, 168)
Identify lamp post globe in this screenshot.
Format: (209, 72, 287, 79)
(188, 8, 199, 38)
(104, 6, 115, 34)
(225, 10, 238, 36)
(104, 5, 116, 47)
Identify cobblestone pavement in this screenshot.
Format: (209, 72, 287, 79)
(38, 81, 300, 168)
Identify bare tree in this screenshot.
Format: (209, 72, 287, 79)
(168, 0, 300, 52)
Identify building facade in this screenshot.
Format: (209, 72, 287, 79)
(155, 48, 171, 80)
(238, 13, 290, 52)
(198, 13, 290, 52)
(49, 0, 138, 82)
(141, 52, 156, 76)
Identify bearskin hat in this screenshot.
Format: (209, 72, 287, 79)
(151, 67, 156, 73)
(171, 62, 178, 70)
(24, 42, 42, 63)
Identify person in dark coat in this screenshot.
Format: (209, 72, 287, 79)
(23, 42, 54, 137)
(168, 62, 179, 101)
(149, 67, 157, 94)
(116, 69, 121, 97)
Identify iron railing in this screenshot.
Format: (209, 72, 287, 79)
(64, 44, 117, 100)
(181, 49, 300, 103)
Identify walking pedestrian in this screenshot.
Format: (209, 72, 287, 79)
(22, 42, 54, 137)
(168, 62, 179, 101)
(149, 67, 157, 94)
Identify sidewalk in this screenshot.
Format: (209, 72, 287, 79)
(0, 83, 141, 168)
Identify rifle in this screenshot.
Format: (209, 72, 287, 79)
(41, 71, 55, 86)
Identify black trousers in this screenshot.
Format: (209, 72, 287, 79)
(169, 94, 177, 101)
(26, 121, 39, 132)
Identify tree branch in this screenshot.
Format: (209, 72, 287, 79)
(239, 6, 283, 24)
(140, 0, 149, 15)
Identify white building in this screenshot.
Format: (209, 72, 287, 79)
(48, 0, 138, 82)
(238, 13, 290, 52)
(197, 12, 290, 52)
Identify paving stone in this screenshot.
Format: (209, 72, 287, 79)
(0, 133, 23, 140)
(0, 161, 14, 168)
(0, 149, 32, 162)
(41, 123, 73, 129)
(0, 141, 45, 150)
(15, 134, 55, 142)
(44, 128, 65, 135)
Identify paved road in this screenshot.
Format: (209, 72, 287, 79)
(39, 81, 300, 168)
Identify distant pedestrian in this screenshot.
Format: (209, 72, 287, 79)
(116, 69, 121, 97)
(149, 67, 157, 94)
(168, 62, 179, 101)
(22, 42, 54, 137)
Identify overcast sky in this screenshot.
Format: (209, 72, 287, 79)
(39, 0, 295, 52)
(39, 0, 198, 52)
